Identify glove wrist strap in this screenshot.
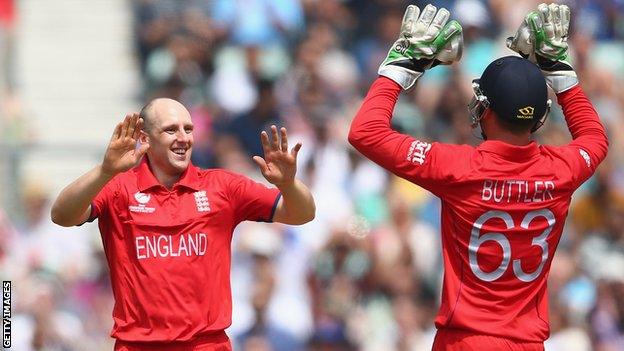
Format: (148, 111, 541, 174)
(545, 75, 579, 93)
(378, 66, 422, 90)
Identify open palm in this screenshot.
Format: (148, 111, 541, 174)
(102, 113, 149, 176)
(253, 125, 301, 187)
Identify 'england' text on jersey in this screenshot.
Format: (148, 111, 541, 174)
(481, 180, 555, 203)
(135, 233, 208, 260)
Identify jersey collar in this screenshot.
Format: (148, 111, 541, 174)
(477, 140, 540, 162)
(136, 158, 201, 191)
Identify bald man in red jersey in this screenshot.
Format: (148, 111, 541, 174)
(52, 98, 315, 350)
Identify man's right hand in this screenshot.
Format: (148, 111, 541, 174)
(101, 113, 150, 177)
(51, 113, 149, 227)
(507, 3, 578, 93)
(378, 4, 463, 90)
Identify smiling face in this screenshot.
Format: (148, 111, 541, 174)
(141, 98, 194, 179)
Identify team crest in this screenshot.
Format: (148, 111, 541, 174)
(194, 191, 210, 212)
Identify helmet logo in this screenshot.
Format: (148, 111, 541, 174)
(517, 106, 534, 119)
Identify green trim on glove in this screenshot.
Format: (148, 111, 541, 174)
(506, 3, 578, 93)
(378, 4, 463, 90)
(527, 11, 568, 62)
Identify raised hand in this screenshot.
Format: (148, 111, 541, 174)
(101, 113, 150, 176)
(378, 4, 463, 90)
(507, 3, 577, 93)
(253, 125, 301, 188)
(530, 3, 571, 61)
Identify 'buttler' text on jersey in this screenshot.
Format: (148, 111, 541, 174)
(481, 179, 555, 203)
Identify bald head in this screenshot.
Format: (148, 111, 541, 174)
(139, 98, 189, 133)
(137, 98, 194, 185)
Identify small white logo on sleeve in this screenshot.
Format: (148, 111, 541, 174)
(194, 191, 210, 212)
(579, 149, 591, 168)
(407, 140, 432, 165)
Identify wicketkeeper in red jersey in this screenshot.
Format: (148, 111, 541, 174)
(50, 98, 315, 350)
(349, 3, 608, 350)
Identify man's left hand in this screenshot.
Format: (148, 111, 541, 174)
(254, 125, 301, 188)
(378, 4, 463, 90)
(506, 3, 577, 93)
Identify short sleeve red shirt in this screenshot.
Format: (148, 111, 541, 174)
(90, 159, 280, 342)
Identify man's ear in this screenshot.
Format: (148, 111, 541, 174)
(479, 109, 495, 134)
(139, 131, 149, 144)
(480, 109, 496, 126)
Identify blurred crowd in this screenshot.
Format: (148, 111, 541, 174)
(2, 0, 624, 350)
(0, 0, 24, 144)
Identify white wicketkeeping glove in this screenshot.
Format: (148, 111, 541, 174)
(507, 3, 578, 93)
(378, 4, 463, 90)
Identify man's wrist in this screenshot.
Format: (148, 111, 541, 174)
(98, 164, 117, 181)
(544, 74, 578, 94)
(378, 66, 422, 90)
(274, 179, 298, 193)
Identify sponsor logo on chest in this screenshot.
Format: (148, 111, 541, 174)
(129, 192, 156, 213)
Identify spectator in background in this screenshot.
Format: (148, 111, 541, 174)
(0, 207, 16, 266)
(236, 250, 303, 351)
(545, 301, 592, 351)
(0, 0, 27, 143)
(353, 7, 405, 88)
(590, 279, 624, 350)
(132, 0, 216, 102)
(309, 227, 371, 348)
(0, 0, 16, 93)
(5, 180, 97, 290)
(571, 164, 621, 236)
(218, 79, 282, 158)
(211, 0, 304, 49)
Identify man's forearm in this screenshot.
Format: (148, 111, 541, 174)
(557, 85, 609, 165)
(558, 86, 608, 141)
(51, 165, 114, 226)
(348, 77, 412, 172)
(274, 179, 315, 225)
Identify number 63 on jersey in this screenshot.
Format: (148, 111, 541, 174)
(469, 209, 556, 283)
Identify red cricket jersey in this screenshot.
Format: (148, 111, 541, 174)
(89, 159, 280, 342)
(349, 77, 608, 343)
